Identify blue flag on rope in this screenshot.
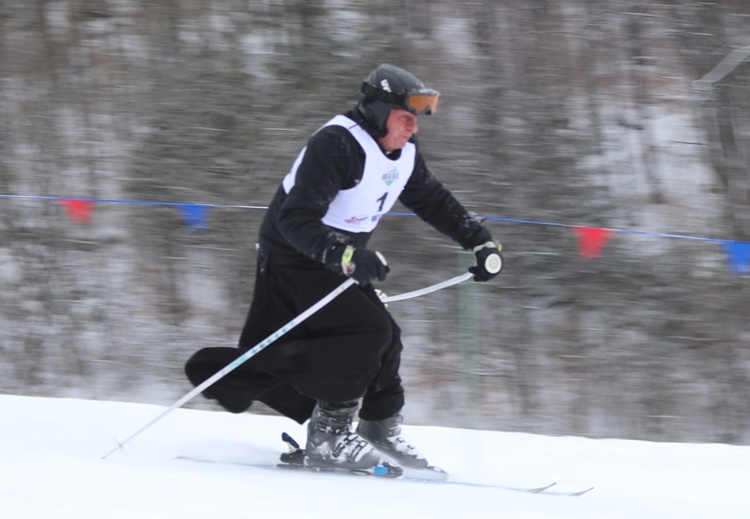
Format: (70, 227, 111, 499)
(721, 240, 750, 275)
(178, 204, 209, 230)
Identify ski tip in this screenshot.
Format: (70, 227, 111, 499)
(538, 484, 595, 497)
(566, 486, 595, 497)
(530, 482, 557, 493)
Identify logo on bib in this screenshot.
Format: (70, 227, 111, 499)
(345, 215, 368, 225)
(381, 168, 399, 186)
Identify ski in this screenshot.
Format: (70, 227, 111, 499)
(279, 432, 593, 495)
(176, 432, 593, 497)
(178, 454, 592, 495)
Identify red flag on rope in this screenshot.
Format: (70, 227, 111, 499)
(572, 226, 613, 258)
(58, 199, 94, 223)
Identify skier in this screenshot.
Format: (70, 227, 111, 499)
(185, 63, 503, 474)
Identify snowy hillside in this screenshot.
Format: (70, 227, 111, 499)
(3, 395, 748, 518)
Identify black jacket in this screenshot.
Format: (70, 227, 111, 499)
(258, 108, 491, 265)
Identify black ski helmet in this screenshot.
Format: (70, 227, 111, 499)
(357, 64, 440, 137)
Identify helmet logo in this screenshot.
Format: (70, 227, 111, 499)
(380, 79, 392, 92)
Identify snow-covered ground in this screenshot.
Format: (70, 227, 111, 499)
(3, 394, 748, 518)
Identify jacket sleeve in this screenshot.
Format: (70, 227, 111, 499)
(275, 126, 362, 263)
(398, 152, 493, 250)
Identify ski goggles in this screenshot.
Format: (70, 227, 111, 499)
(361, 82, 440, 115)
(405, 92, 440, 115)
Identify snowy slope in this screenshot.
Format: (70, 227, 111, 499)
(2, 395, 748, 518)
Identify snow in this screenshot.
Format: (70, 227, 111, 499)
(3, 395, 748, 518)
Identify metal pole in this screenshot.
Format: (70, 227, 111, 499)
(458, 251, 480, 430)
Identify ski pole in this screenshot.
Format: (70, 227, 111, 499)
(102, 272, 471, 459)
(102, 277, 357, 459)
(382, 271, 473, 303)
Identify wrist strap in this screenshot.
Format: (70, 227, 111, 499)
(341, 245, 355, 265)
(341, 245, 355, 275)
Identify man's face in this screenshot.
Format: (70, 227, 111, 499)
(377, 109, 418, 152)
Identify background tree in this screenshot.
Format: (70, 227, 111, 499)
(1, 0, 749, 443)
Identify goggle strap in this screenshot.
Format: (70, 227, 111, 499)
(360, 81, 407, 107)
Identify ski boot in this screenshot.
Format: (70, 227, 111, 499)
(305, 400, 402, 477)
(357, 413, 447, 480)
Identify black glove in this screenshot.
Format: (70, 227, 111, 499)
(469, 241, 503, 282)
(326, 245, 389, 286)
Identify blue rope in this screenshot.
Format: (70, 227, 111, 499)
(0, 193, 267, 210)
(0, 193, 738, 245)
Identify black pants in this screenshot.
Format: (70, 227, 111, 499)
(185, 253, 405, 424)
